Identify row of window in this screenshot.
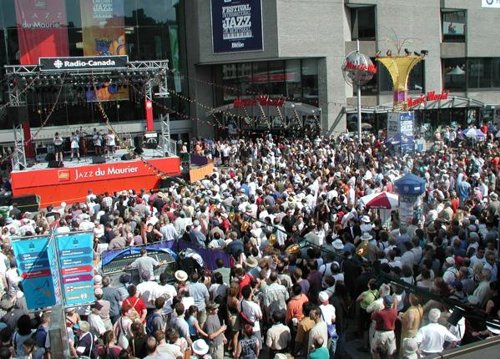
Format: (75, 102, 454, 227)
(350, 6, 466, 43)
(214, 59, 319, 106)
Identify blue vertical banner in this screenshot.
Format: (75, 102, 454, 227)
(12, 237, 56, 310)
(56, 232, 95, 307)
(399, 112, 415, 153)
(211, 0, 263, 53)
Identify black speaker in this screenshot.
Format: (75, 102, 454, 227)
(11, 194, 40, 213)
(6, 106, 29, 127)
(48, 160, 63, 168)
(133, 136, 144, 155)
(92, 156, 106, 164)
(45, 153, 56, 162)
(121, 153, 133, 161)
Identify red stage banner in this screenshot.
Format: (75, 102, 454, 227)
(15, 0, 69, 65)
(11, 157, 181, 207)
(145, 99, 154, 131)
(81, 0, 128, 101)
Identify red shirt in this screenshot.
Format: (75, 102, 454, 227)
(122, 296, 147, 322)
(372, 308, 397, 331)
(238, 273, 252, 297)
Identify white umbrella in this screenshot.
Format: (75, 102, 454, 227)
(359, 191, 399, 209)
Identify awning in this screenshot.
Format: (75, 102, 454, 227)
(206, 101, 321, 117)
(346, 95, 484, 114)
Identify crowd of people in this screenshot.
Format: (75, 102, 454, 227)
(0, 125, 498, 359)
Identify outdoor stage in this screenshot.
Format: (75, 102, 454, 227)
(11, 149, 181, 208)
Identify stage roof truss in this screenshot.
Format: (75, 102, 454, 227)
(4, 59, 171, 171)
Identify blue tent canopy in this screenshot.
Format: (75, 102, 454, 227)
(395, 173, 426, 196)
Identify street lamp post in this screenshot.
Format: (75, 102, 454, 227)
(341, 41, 376, 144)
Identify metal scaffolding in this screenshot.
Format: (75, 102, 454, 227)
(4, 59, 173, 169)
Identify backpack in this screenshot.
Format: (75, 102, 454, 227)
(146, 312, 161, 335)
(123, 297, 141, 320)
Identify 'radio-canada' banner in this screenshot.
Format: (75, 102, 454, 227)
(211, 0, 263, 53)
(15, 0, 69, 65)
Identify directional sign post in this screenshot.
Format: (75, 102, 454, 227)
(12, 231, 95, 310)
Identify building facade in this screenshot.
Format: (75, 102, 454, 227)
(186, 0, 500, 137)
(0, 0, 500, 145)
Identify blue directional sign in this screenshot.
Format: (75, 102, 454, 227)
(12, 236, 56, 310)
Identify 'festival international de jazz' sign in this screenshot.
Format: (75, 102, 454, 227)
(211, 0, 263, 53)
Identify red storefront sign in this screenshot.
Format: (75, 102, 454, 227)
(233, 96, 285, 108)
(407, 91, 449, 107)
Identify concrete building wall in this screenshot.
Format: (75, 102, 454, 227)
(182, 0, 500, 137)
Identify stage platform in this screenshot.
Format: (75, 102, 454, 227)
(11, 149, 181, 208)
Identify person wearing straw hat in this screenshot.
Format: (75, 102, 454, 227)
(192, 338, 212, 358)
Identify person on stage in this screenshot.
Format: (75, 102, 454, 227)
(106, 129, 116, 158)
(93, 128, 103, 156)
(53, 132, 64, 162)
(70, 131, 80, 161)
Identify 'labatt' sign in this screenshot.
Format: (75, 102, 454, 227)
(407, 91, 449, 107)
(233, 96, 285, 108)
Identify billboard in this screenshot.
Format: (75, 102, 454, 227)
(211, 0, 263, 53)
(80, 0, 128, 101)
(15, 0, 69, 65)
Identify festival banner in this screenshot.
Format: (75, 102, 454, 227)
(15, 0, 69, 65)
(168, 25, 182, 92)
(80, 0, 128, 101)
(211, 0, 263, 53)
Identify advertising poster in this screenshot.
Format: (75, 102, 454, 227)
(399, 112, 415, 153)
(56, 232, 95, 307)
(211, 0, 263, 53)
(12, 236, 56, 310)
(15, 0, 69, 65)
(387, 112, 400, 139)
(80, 0, 128, 101)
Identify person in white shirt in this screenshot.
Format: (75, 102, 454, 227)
(137, 271, 161, 309)
(416, 308, 458, 355)
(240, 285, 262, 344)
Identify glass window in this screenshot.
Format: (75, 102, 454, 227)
(251, 62, 269, 95)
(378, 61, 425, 94)
(222, 64, 239, 102)
(350, 6, 376, 41)
(468, 58, 492, 89)
(492, 58, 500, 88)
(408, 61, 425, 93)
(285, 60, 302, 100)
(442, 10, 466, 42)
(443, 58, 466, 91)
(302, 59, 318, 104)
(238, 63, 252, 97)
(268, 61, 286, 97)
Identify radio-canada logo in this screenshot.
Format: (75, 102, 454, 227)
(53, 60, 63, 69)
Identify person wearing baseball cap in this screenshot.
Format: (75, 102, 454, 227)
(204, 301, 226, 359)
(371, 294, 398, 358)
